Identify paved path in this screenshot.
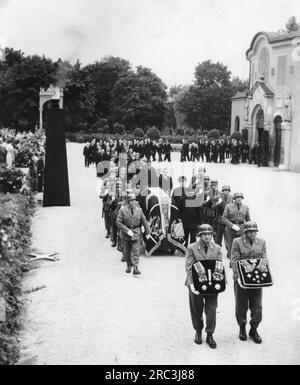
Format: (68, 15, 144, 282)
(19, 144, 300, 365)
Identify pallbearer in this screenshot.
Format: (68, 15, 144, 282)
(231, 222, 271, 344)
(117, 193, 151, 275)
(185, 224, 224, 349)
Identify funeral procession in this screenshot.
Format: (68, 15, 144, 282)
(0, 0, 299, 368)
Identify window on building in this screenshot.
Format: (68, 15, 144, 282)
(258, 47, 270, 83)
(277, 56, 287, 86)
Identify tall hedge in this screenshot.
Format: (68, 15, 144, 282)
(0, 194, 35, 365)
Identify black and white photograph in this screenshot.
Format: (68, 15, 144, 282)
(0, 0, 300, 370)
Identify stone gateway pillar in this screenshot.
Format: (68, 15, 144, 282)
(43, 95, 70, 207)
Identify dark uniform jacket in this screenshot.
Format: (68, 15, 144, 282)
(185, 240, 223, 287)
(222, 202, 251, 236)
(212, 195, 233, 224)
(117, 202, 150, 241)
(179, 194, 203, 230)
(231, 235, 267, 281)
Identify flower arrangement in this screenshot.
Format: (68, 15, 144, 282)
(0, 166, 24, 194)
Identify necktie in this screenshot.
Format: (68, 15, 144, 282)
(204, 245, 208, 254)
(250, 240, 253, 246)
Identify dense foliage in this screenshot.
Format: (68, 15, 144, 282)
(0, 194, 35, 365)
(0, 166, 24, 194)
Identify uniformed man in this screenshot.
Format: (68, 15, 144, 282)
(172, 176, 187, 209)
(204, 180, 220, 228)
(222, 192, 251, 258)
(185, 224, 223, 349)
(117, 193, 151, 275)
(212, 185, 233, 248)
(179, 189, 203, 247)
(231, 222, 267, 344)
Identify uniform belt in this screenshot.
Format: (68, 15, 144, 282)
(232, 221, 244, 224)
(130, 226, 140, 229)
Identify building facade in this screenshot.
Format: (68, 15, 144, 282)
(231, 30, 300, 171)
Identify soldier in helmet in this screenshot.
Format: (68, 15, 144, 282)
(231, 222, 267, 344)
(222, 192, 251, 258)
(185, 224, 223, 349)
(117, 193, 151, 275)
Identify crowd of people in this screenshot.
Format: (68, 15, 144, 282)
(95, 156, 268, 349)
(83, 136, 264, 169)
(0, 128, 45, 193)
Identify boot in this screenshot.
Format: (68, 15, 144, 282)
(121, 256, 126, 262)
(239, 326, 247, 341)
(206, 334, 217, 349)
(105, 232, 110, 239)
(194, 331, 202, 345)
(111, 242, 117, 248)
(126, 264, 132, 274)
(133, 266, 141, 275)
(249, 329, 262, 344)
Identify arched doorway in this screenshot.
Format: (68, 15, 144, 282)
(234, 116, 240, 132)
(274, 116, 282, 167)
(256, 109, 264, 144)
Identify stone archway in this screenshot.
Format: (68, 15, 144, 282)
(234, 116, 240, 132)
(39, 86, 64, 130)
(274, 116, 283, 167)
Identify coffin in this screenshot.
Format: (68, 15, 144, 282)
(142, 188, 186, 256)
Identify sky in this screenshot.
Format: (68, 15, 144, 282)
(0, 0, 300, 87)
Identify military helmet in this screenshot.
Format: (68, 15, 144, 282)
(244, 222, 259, 233)
(222, 185, 231, 192)
(210, 180, 218, 185)
(197, 224, 213, 236)
(204, 176, 210, 181)
(234, 192, 244, 199)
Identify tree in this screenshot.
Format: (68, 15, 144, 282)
(178, 61, 235, 132)
(0, 48, 57, 130)
(85, 56, 131, 122)
(63, 61, 96, 132)
(207, 129, 221, 140)
(111, 66, 168, 131)
(232, 77, 249, 94)
(286, 16, 300, 32)
(145, 127, 161, 140)
(112, 123, 126, 135)
(133, 127, 145, 138)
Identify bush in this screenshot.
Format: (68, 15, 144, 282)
(91, 118, 109, 133)
(145, 127, 161, 140)
(0, 166, 24, 194)
(113, 123, 126, 135)
(207, 129, 221, 140)
(176, 128, 184, 136)
(133, 127, 145, 138)
(230, 131, 243, 141)
(103, 125, 110, 134)
(0, 193, 35, 365)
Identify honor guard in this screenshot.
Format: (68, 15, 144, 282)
(222, 192, 251, 258)
(117, 193, 151, 275)
(185, 224, 223, 349)
(231, 222, 267, 344)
